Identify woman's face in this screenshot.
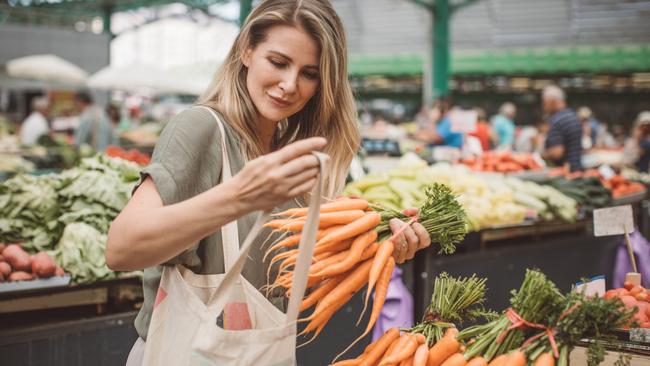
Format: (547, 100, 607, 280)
(243, 25, 321, 126)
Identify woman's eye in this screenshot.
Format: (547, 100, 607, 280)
(303, 71, 319, 80)
(269, 59, 286, 68)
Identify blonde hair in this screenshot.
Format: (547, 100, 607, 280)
(199, 0, 360, 198)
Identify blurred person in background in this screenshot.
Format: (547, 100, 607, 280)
(624, 111, 650, 172)
(541, 85, 583, 171)
(415, 97, 463, 148)
(469, 107, 490, 151)
(634, 112, 650, 173)
(491, 102, 516, 149)
(577, 107, 600, 150)
(74, 91, 116, 152)
(20, 96, 50, 145)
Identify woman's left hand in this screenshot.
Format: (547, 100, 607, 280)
(389, 209, 431, 264)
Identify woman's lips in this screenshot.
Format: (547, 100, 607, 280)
(268, 93, 291, 108)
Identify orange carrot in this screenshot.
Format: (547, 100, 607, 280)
(487, 355, 508, 366)
(401, 356, 415, 366)
(359, 256, 395, 329)
(300, 274, 346, 311)
(359, 328, 400, 366)
(466, 357, 488, 366)
(414, 333, 426, 344)
(413, 343, 430, 366)
(533, 352, 554, 366)
(275, 198, 369, 217)
(365, 240, 395, 306)
(379, 334, 411, 366)
(312, 259, 373, 316)
(440, 353, 467, 366)
(311, 230, 377, 278)
(317, 213, 381, 247)
(273, 210, 369, 232)
(380, 333, 419, 366)
(504, 351, 526, 366)
(427, 328, 460, 366)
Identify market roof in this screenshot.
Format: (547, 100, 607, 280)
(0, 0, 229, 27)
(349, 44, 650, 77)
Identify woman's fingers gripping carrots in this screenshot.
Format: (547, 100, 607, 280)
(358, 328, 400, 366)
(365, 240, 395, 307)
(440, 353, 467, 366)
(311, 230, 377, 278)
(466, 357, 488, 366)
(379, 333, 418, 366)
(413, 343, 430, 366)
(427, 327, 460, 366)
(503, 351, 526, 366)
(533, 352, 554, 366)
(317, 212, 381, 247)
(401, 356, 415, 366)
(275, 198, 369, 217)
(331, 360, 362, 366)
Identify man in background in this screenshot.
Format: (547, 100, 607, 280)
(20, 96, 50, 145)
(74, 91, 116, 152)
(541, 85, 583, 172)
(491, 102, 516, 149)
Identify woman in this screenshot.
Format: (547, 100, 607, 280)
(106, 1, 431, 363)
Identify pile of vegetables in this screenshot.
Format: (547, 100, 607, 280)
(263, 185, 467, 346)
(0, 154, 140, 283)
(0, 243, 65, 283)
(460, 152, 543, 173)
(332, 273, 489, 366)
(333, 269, 634, 366)
(604, 282, 650, 328)
(105, 145, 151, 165)
(545, 177, 612, 213)
(550, 168, 647, 200)
(344, 155, 579, 231)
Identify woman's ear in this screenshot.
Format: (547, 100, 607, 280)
(241, 48, 252, 68)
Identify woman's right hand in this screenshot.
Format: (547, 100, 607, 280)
(228, 137, 327, 212)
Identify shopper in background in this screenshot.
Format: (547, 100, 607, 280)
(577, 106, 600, 150)
(107, 1, 430, 364)
(633, 111, 650, 173)
(415, 97, 463, 148)
(469, 107, 490, 151)
(19, 96, 50, 145)
(491, 102, 516, 149)
(541, 85, 583, 171)
(73, 91, 115, 152)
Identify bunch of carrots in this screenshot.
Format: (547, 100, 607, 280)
(262, 184, 468, 346)
(332, 273, 490, 366)
(333, 270, 635, 366)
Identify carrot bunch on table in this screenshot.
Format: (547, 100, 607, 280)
(263, 184, 468, 345)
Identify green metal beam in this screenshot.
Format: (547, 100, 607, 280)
(432, 0, 451, 98)
(239, 0, 251, 26)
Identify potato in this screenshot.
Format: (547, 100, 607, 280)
(31, 252, 56, 278)
(2, 244, 31, 271)
(8, 271, 33, 282)
(0, 262, 11, 277)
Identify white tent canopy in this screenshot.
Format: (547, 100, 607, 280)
(5, 54, 88, 86)
(87, 63, 218, 95)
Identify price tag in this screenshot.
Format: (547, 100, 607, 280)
(593, 205, 635, 236)
(574, 275, 606, 297)
(450, 109, 478, 133)
(598, 164, 616, 180)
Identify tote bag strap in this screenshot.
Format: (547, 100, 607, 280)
(199, 106, 240, 270)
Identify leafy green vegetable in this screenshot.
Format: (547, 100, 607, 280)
(51, 222, 115, 284)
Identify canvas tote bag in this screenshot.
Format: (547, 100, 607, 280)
(141, 107, 326, 366)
